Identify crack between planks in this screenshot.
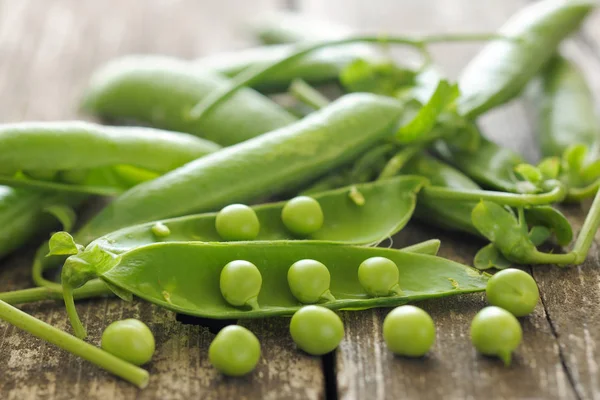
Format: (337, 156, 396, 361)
(533, 268, 583, 400)
(322, 352, 339, 400)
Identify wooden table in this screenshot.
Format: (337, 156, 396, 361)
(1, 1, 599, 399)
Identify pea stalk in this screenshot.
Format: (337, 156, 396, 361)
(0, 299, 149, 388)
(188, 32, 508, 120)
(289, 78, 331, 109)
(572, 187, 600, 263)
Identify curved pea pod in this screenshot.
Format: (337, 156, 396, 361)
(89, 176, 426, 254)
(75, 93, 405, 244)
(196, 44, 377, 92)
(533, 55, 600, 201)
(81, 56, 297, 146)
(61, 241, 489, 328)
(0, 122, 220, 176)
(0, 187, 83, 259)
(458, 0, 595, 118)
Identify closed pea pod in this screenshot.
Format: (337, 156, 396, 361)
(81, 56, 298, 146)
(58, 241, 489, 337)
(457, 0, 596, 118)
(0, 122, 220, 176)
(74, 94, 406, 245)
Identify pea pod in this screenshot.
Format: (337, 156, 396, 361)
(75, 93, 404, 245)
(81, 56, 297, 146)
(0, 122, 218, 176)
(533, 55, 600, 201)
(60, 241, 488, 336)
(457, 0, 596, 118)
(91, 176, 426, 254)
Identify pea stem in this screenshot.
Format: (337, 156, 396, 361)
(421, 183, 566, 206)
(572, 186, 600, 263)
(0, 299, 149, 388)
(188, 32, 507, 120)
(0, 280, 112, 305)
(64, 286, 88, 339)
(289, 79, 331, 109)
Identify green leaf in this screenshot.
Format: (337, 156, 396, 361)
(537, 157, 560, 180)
(43, 205, 77, 232)
(563, 144, 588, 174)
(514, 164, 542, 184)
(524, 206, 573, 246)
(396, 80, 460, 144)
(47, 231, 82, 257)
(340, 59, 417, 96)
(471, 201, 538, 263)
(474, 244, 513, 270)
(103, 280, 134, 302)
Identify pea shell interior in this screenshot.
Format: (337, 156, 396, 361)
(101, 241, 488, 319)
(93, 175, 425, 253)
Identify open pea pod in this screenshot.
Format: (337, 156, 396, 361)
(91, 176, 427, 254)
(61, 241, 488, 336)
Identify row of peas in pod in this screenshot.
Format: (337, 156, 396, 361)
(215, 195, 324, 241)
(0, 0, 597, 390)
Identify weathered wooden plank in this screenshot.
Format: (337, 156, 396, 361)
(0, 1, 324, 399)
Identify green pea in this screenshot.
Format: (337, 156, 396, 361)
(151, 222, 171, 238)
(215, 204, 260, 241)
(209, 325, 261, 376)
(290, 305, 344, 355)
(383, 305, 435, 357)
(220, 260, 262, 309)
(101, 319, 155, 366)
(287, 259, 334, 304)
(486, 268, 539, 317)
(281, 196, 324, 236)
(470, 306, 522, 366)
(358, 256, 401, 297)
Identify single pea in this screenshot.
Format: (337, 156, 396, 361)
(101, 319, 155, 366)
(151, 222, 171, 238)
(358, 256, 401, 297)
(290, 305, 344, 355)
(281, 196, 324, 236)
(209, 325, 261, 377)
(383, 305, 436, 357)
(220, 260, 262, 309)
(215, 204, 260, 241)
(486, 268, 539, 317)
(287, 259, 335, 304)
(470, 306, 522, 366)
